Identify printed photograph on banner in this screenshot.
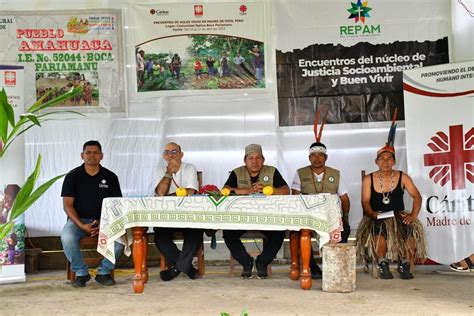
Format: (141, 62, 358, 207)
(133, 1, 266, 94)
(0, 10, 125, 112)
(0, 184, 25, 266)
(136, 37, 264, 92)
(35, 72, 99, 107)
(275, 0, 450, 126)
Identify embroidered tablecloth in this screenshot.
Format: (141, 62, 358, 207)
(97, 194, 342, 262)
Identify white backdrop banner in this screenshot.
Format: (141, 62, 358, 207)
(404, 60, 474, 264)
(10, 0, 469, 240)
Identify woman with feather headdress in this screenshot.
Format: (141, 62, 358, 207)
(356, 109, 426, 280)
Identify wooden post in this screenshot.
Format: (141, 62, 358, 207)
(141, 231, 149, 283)
(300, 229, 312, 290)
(132, 227, 146, 294)
(289, 231, 300, 280)
(322, 242, 356, 293)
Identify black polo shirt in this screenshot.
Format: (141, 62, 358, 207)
(225, 169, 288, 188)
(61, 164, 122, 219)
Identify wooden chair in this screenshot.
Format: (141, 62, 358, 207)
(229, 231, 272, 276)
(66, 235, 115, 280)
(159, 171, 205, 277)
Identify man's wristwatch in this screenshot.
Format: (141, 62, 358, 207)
(164, 172, 173, 179)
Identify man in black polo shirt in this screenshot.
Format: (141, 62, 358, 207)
(223, 144, 290, 279)
(60, 140, 123, 288)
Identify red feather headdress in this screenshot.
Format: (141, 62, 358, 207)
(313, 108, 328, 143)
(309, 109, 329, 155)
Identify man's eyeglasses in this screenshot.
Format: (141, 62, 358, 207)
(163, 149, 180, 156)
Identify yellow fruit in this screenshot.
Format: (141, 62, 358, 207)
(176, 187, 187, 197)
(221, 188, 231, 196)
(263, 186, 274, 196)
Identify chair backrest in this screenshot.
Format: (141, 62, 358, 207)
(197, 171, 203, 190)
(361, 171, 367, 200)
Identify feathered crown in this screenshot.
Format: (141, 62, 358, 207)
(313, 108, 328, 143)
(377, 108, 398, 157)
(309, 109, 329, 154)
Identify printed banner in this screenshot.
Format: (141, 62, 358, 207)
(132, 1, 266, 95)
(275, 0, 451, 126)
(0, 10, 125, 112)
(404, 61, 474, 264)
(0, 65, 25, 283)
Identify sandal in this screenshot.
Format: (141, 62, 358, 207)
(449, 257, 474, 272)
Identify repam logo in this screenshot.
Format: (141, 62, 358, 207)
(424, 124, 474, 190)
(340, 0, 381, 37)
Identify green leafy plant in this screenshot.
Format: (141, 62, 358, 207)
(207, 78, 219, 89)
(140, 74, 178, 91)
(220, 309, 249, 316)
(0, 87, 82, 239)
(0, 87, 82, 157)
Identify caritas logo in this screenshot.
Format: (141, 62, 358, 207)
(424, 124, 474, 190)
(4, 71, 16, 86)
(194, 5, 203, 17)
(240, 5, 248, 14)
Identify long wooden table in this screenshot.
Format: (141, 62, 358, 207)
(97, 194, 342, 293)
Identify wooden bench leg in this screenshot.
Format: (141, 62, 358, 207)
(66, 261, 75, 281)
(160, 255, 167, 271)
(289, 231, 300, 280)
(142, 234, 149, 283)
(229, 255, 235, 276)
(197, 243, 205, 277)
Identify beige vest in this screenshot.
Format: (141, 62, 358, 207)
(297, 166, 340, 194)
(233, 165, 276, 188)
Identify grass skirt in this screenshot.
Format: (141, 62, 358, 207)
(355, 211, 427, 263)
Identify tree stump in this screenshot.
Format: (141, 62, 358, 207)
(322, 242, 356, 293)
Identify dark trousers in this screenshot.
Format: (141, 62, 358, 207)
(310, 218, 351, 269)
(223, 230, 284, 266)
(154, 227, 203, 274)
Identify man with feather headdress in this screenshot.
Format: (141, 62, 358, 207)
(291, 110, 351, 279)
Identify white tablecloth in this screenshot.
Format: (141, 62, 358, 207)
(97, 194, 342, 262)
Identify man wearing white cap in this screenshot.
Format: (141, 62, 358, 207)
(223, 144, 290, 279)
(291, 141, 351, 279)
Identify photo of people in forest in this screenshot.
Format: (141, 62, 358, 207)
(35, 72, 99, 106)
(136, 35, 265, 92)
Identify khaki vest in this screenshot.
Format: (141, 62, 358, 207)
(297, 166, 340, 194)
(233, 165, 276, 188)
